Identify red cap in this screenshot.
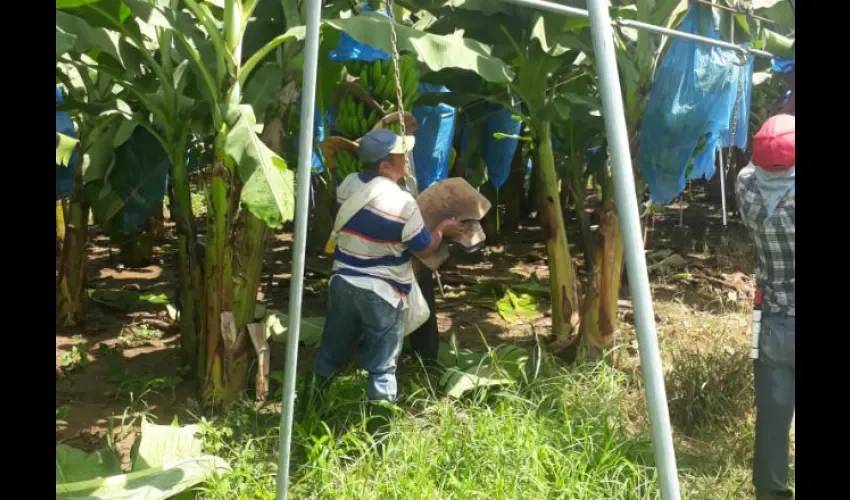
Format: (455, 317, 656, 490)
(751, 114, 795, 172)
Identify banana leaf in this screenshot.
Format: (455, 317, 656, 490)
(437, 335, 531, 398)
(261, 309, 325, 347)
(56, 420, 229, 500)
(56, 457, 230, 500)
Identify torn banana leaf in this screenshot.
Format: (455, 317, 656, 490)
(56, 456, 230, 500)
(263, 309, 325, 347)
(438, 341, 531, 398)
(56, 420, 229, 500)
(56, 132, 79, 167)
(440, 365, 515, 399)
(495, 289, 539, 323)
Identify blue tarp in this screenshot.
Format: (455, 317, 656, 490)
(772, 56, 795, 74)
(329, 5, 391, 63)
(412, 83, 456, 190)
(483, 102, 522, 190)
(455, 101, 522, 189)
(639, 5, 754, 205)
(56, 86, 78, 200)
(772, 56, 795, 111)
(717, 57, 753, 151)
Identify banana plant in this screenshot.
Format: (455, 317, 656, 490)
(395, 0, 609, 353)
(56, 0, 160, 327)
(55, 0, 284, 402)
(59, 0, 518, 403)
(612, 0, 793, 349)
(152, 0, 514, 403)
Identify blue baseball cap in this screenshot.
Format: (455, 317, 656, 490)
(358, 129, 416, 164)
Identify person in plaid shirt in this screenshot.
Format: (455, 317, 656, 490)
(735, 114, 795, 500)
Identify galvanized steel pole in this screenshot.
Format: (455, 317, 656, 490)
(500, 0, 774, 59)
(275, 0, 323, 498)
(585, 0, 682, 498)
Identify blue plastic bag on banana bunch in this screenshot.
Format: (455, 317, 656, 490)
(639, 4, 754, 205)
(412, 83, 457, 190)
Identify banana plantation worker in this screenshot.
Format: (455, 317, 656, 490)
(734, 114, 795, 500)
(303, 129, 462, 419)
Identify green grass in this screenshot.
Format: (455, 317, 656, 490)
(188, 342, 791, 500)
(197, 361, 664, 500)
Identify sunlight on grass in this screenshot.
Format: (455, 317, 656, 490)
(191, 340, 793, 500)
(198, 362, 664, 500)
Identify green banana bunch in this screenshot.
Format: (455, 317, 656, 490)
(371, 61, 382, 91)
(359, 66, 370, 90)
(336, 93, 383, 139)
(334, 150, 364, 181)
(336, 95, 361, 139)
(348, 60, 363, 76)
(373, 55, 420, 107)
(365, 108, 378, 133)
(385, 122, 402, 135)
(336, 54, 421, 139)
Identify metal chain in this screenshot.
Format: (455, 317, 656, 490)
(387, 0, 444, 294)
(385, 0, 409, 173)
(724, 60, 745, 181)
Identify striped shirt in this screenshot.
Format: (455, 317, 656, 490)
(332, 172, 432, 307)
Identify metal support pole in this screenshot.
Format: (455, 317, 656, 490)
(501, 0, 774, 59)
(718, 149, 728, 226)
(585, 0, 682, 499)
(275, 0, 322, 498)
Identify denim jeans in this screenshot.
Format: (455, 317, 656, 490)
(313, 276, 405, 402)
(753, 313, 795, 499)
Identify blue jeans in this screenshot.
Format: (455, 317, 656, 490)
(753, 313, 795, 499)
(313, 277, 405, 402)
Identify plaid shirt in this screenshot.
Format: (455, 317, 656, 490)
(735, 165, 795, 316)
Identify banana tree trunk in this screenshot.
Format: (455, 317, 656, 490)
(566, 153, 606, 355)
(595, 197, 623, 348)
(583, 163, 624, 352)
(232, 212, 268, 328)
(535, 121, 581, 353)
(200, 158, 242, 404)
(56, 167, 90, 328)
(56, 199, 66, 256)
(201, 85, 295, 405)
(168, 147, 203, 374)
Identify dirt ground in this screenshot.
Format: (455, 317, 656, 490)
(56, 185, 759, 457)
